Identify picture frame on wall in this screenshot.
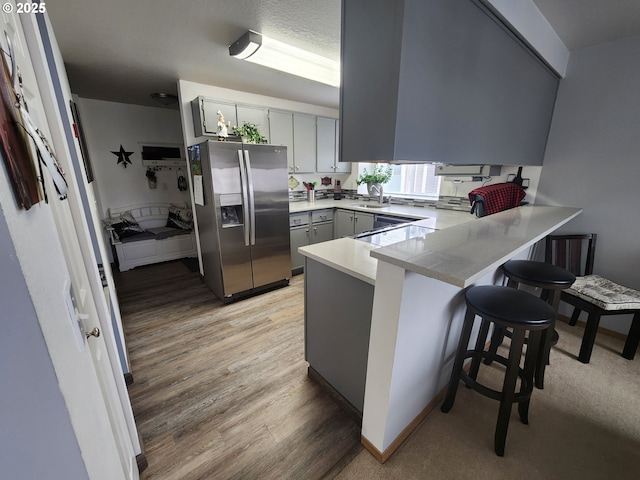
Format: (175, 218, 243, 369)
(69, 99, 94, 183)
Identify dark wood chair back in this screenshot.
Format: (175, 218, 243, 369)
(545, 234, 597, 277)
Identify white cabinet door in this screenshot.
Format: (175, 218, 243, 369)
(353, 212, 374, 235)
(269, 110, 294, 172)
(316, 116, 337, 173)
(334, 209, 355, 238)
(293, 113, 317, 173)
(237, 104, 270, 142)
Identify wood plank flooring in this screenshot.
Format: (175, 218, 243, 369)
(114, 260, 361, 479)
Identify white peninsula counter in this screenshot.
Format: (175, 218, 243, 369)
(299, 205, 581, 462)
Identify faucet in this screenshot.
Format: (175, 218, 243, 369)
(370, 184, 384, 204)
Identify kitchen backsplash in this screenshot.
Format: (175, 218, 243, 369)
(288, 190, 471, 211)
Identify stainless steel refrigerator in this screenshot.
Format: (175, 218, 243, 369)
(189, 140, 290, 302)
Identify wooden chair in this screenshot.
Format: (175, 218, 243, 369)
(545, 234, 640, 363)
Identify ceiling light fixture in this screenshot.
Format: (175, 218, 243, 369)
(150, 93, 178, 106)
(229, 30, 340, 87)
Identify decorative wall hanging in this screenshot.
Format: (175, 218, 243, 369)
(0, 30, 67, 209)
(112, 144, 133, 168)
(69, 99, 94, 183)
(189, 145, 202, 175)
(320, 176, 332, 186)
(145, 167, 157, 189)
(0, 38, 40, 209)
(287, 176, 299, 189)
(177, 173, 188, 191)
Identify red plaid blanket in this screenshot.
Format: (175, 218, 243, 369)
(468, 183, 526, 215)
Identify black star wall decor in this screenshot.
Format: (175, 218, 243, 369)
(112, 145, 133, 168)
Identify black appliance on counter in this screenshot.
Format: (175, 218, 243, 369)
(468, 182, 526, 218)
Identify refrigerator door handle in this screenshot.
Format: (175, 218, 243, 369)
(237, 150, 250, 246)
(244, 150, 256, 245)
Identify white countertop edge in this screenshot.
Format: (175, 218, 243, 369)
(299, 239, 378, 286)
(370, 206, 582, 288)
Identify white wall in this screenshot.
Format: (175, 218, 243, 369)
(438, 165, 542, 203)
(0, 195, 89, 479)
(78, 98, 190, 218)
(537, 35, 640, 333)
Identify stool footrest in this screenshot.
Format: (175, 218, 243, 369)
(461, 351, 533, 403)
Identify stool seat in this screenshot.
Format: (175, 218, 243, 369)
(490, 260, 576, 389)
(441, 285, 554, 456)
(466, 285, 556, 327)
(502, 260, 576, 289)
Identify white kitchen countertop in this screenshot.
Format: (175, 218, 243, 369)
(298, 204, 581, 287)
(371, 205, 581, 287)
(298, 237, 380, 286)
(296, 201, 474, 285)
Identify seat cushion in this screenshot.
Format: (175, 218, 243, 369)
(566, 275, 640, 311)
(503, 260, 576, 288)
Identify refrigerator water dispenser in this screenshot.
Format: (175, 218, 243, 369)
(220, 194, 243, 227)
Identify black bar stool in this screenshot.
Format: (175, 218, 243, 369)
(441, 285, 554, 457)
(486, 260, 576, 389)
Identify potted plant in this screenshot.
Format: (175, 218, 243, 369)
(356, 164, 393, 197)
(232, 122, 267, 144)
(146, 167, 157, 189)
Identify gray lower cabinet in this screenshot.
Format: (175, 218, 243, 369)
(290, 209, 334, 274)
(334, 209, 374, 238)
(304, 257, 374, 413)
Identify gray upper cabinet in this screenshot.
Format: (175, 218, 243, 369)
(237, 104, 270, 142)
(340, 0, 559, 166)
(191, 97, 237, 137)
(292, 113, 316, 173)
(269, 110, 295, 171)
(334, 120, 350, 173)
(317, 117, 351, 174)
(316, 116, 337, 173)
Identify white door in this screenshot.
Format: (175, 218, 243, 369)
(2, 6, 139, 479)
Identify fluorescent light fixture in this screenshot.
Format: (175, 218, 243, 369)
(229, 30, 340, 87)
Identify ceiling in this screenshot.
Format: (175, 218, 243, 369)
(46, 0, 640, 110)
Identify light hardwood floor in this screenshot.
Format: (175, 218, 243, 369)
(114, 260, 362, 479)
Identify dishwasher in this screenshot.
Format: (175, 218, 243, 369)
(373, 214, 416, 230)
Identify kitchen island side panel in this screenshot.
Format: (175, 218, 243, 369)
(304, 258, 375, 412)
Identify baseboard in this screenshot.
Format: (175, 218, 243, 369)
(360, 359, 478, 464)
(136, 453, 148, 473)
(362, 386, 448, 464)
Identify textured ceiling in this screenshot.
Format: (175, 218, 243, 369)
(47, 0, 341, 109)
(46, 0, 640, 110)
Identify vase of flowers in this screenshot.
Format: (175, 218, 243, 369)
(231, 122, 267, 144)
(356, 164, 393, 197)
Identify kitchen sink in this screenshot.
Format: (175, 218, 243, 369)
(357, 203, 386, 208)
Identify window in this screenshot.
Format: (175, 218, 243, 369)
(359, 163, 441, 198)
